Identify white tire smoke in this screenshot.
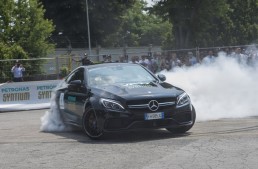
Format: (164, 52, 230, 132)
(40, 92, 70, 132)
(163, 52, 258, 121)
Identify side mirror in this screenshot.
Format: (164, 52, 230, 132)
(157, 74, 166, 82)
(68, 80, 87, 93)
(70, 80, 82, 85)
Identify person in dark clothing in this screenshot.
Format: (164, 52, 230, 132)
(73, 53, 94, 66)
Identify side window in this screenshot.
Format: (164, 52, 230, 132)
(66, 68, 85, 84)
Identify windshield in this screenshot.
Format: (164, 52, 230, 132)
(87, 64, 157, 86)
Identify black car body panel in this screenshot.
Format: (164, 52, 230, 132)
(54, 63, 195, 137)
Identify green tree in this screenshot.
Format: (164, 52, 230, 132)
(41, 0, 135, 48)
(224, 0, 258, 45)
(0, 0, 54, 59)
(0, 0, 54, 80)
(153, 0, 229, 49)
(41, 0, 86, 48)
(153, 0, 258, 48)
(103, 0, 173, 47)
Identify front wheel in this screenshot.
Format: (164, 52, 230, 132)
(166, 105, 196, 134)
(82, 107, 104, 139)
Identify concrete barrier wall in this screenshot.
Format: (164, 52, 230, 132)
(0, 80, 62, 112)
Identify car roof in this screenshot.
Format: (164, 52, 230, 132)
(80, 62, 137, 69)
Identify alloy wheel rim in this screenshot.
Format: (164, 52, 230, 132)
(85, 109, 102, 138)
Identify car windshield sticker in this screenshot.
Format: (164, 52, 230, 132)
(59, 93, 64, 109)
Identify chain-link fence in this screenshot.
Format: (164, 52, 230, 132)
(0, 46, 161, 83)
(1, 44, 257, 83)
(0, 56, 69, 83)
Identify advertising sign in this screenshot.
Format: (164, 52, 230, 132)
(0, 80, 62, 112)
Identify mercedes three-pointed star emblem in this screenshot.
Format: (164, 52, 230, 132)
(148, 100, 159, 111)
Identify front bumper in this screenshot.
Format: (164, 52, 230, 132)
(100, 105, 194, 132)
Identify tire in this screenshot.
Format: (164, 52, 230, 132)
(166, 105, 196, 134)
(82, 107, 104, 139)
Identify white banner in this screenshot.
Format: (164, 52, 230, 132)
(0, 80, 62, 112)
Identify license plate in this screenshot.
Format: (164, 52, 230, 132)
(144, 112, 164, 120)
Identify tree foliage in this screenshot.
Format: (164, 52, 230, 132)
(41, 0, 135, 48)
(0, 0, 54, 59)
(225, 0, 258, 45)
(153, 0, 230, 48)
(153, 0, 258, 48)
(103, 0, 173, 47)
(0, 0, 54, 81)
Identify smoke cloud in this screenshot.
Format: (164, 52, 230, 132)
(163, 52, 258, 121)
(40, 92, 71, 132)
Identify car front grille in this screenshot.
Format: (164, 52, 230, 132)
(126, 97, 176, 111)
(126, 97, 176, 105)
(128, 101, 175, 109)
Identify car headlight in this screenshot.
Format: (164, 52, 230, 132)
(177, 92, 191, 107)
(100, 98, 125, 112)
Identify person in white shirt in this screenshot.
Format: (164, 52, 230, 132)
(234, 48, 248, 64)
(128, 56, 139, 63)
(202, 50, 216, 64)
(11, 61, 25, 82)
(188, 51, 198, 66)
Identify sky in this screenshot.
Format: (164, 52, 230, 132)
(145, 0, 156, 7)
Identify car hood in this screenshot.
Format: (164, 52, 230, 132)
(90, 82, 184, 100)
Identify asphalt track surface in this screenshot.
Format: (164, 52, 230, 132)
(0, 109, 258, 169)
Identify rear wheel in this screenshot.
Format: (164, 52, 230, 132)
(166, 106, 196, 134)
(82, 107, 104, 139)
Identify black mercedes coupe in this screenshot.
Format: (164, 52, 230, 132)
(54, 63, 196, 139)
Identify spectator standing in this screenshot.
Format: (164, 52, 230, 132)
(152, 52, 162, 72)
(223, 48, 231, 56)
(202, 50, 216, 64)
(188, 51, 198, 66)
(145, 55, 158, 73)
(102, 55, 107, 63)
(129, 56, 139, 64)
(73, 53, 94, 66)
(179, 53, 188, 67)
(170, 52, 181, 70)
(234, 48, 248, 64)
(135, 56, 140, 63)
(247, 50, 258, 66)
(105, 55, 113, 63)
(160, 56, 170, 71)
(11, 61, 25, 82)
(119, 55, 127, 63)
(139, 55, 148, 67)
